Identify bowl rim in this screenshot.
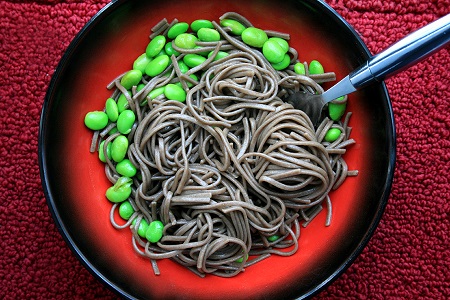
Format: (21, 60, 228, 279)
(38, 0, 396, 299)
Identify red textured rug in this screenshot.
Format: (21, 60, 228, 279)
(1, 0, 449, 299)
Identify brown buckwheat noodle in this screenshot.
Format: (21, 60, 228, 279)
(97, 12, 358, 278)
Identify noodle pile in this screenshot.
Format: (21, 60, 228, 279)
(92, 12, 358, 277)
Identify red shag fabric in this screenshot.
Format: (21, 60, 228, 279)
(0, 0, 449, 299)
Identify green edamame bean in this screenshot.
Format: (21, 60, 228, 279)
(195, 46, 210, 57)
(145, 54, 170, 77)
(178, 61, 189, 74)
(174, 74, 198, 88)
(116, 110, 135, 135)
(309, 60, 324, 74)
(148, 86, 166, 100)
(136, 83, 145, 93)
(120, 70, 142, 90)
(174, 33, 198, 49)
(116, 158, 137, 177)
(183, 53, 207, 68)
(164, 42, 180, 57)
(271, 53, 290, 71)
(108, 127, 118, 135)
(146, 35, 166, 58)
(267, 235, 280, 242)
(155, 49, 167, 57)
(235, 253, 248, 263)
(98, 140, 112, 163)
(269, 37, 289, 53)
(117, 93, 129, 113)
(133, 53, 152, 73)
(140, 85, 165, 107)
(208, 50, 229, 61)
(145, 220, 164, 243)
(241, 27, 268, 48)
(294, 62, 306, 75)
(324, 128, 342, 142)
(105, 98, 119, 122)
(197, 28, 221, 42)
(111, 135, 128, 163)
(167, 22, 189, 39)
(262, 39, 286, 64)
(84, 111, 108, 130)
(187, 73, 198, 86)
(191, 19, 214, 32)
(119, 200, 134, 220)
(328, 96, 347, 121)
(164, 83, 187, 102)
(220, 19, 246, 35)
(105, 176, 132, 203)
(132, 218, 149, 238)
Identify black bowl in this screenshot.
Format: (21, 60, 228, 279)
(39, 0, 395, 299)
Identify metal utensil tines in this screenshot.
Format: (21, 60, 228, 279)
(286, 13, 450, 126)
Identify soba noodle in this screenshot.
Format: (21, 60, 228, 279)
(93, 12, 358, 277)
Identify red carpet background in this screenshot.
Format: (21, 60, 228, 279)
(1, 0, 449, 299)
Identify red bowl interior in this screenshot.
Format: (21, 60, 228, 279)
(39, 0, 395, 299)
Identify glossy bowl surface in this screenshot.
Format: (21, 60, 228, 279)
(39, 0, 395, 299)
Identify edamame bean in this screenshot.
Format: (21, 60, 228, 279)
(208, 50, 229, 61)
(119, 200, 134, 220)
(271, 53, 290, 71)
(328, 96, 347, 121)
(116, 158, 137, 177)
(241, 27, 268, 48)
(194, 46, 209, 57)
(269, 37, 289, 53)
(133, 53, 152, 73)
(117, 93, 129, 113)
(116, 110, 135, 134)
(145, 54, 170, 77)
(105, 98, 119, 122)
(146, 35, 166, 58)
(197, 28, 221, 42)
(167, 22, 189, 39)
(139, 86, 164, 107)
(132, 218, 149, 238)
(309, 60, 324, 74)
(120, 70, 142, 90)
(174, 33, 198, 49)
(324, 128, 342, 142)
(84, 111, 108, 130)
(262, 39, 286, 64)
(220, 19, 246, 35)
(105, 176, 132, 203)
(145, 220, 164, 243)
(235, 253, 248, 263)
(191, 19, 214, 32)
(164, 83, 187, 102)
(183, 53, 207, 68)
(178, 61, 189, 74)
(294, 62, 306, 75)
(267, 235, 280, 242)
(111, 135, 128, 163)
(108, 127, 118, 135)
(136, 84, 146, 96)
(148, 86, 166, 100)
(174, 74, 198, 88)
(164, 42, 180, 57)
(155, 49, 167, 57)
(98, 140, 112, 163)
